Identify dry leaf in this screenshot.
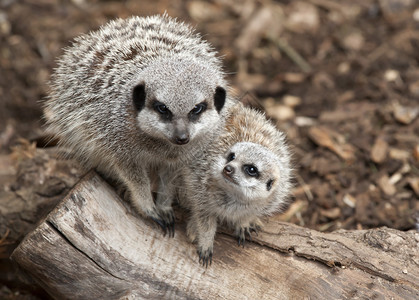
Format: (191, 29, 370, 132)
(274, 199, 308, 222)
(235, 5, 284, 56)
(320, 207, 341, 219)
(342, 194, 356, 208)
(286, 1, 320, 33)
(393, 104, 419, 124)
(407, 177, 419, 196)
(389, 148, 410, 161)
(308, 126, 356, 162)
(377, 175, 397, 196)
(283, 72, 306, 83)
(342, 30, 365, 51)
(266, 104, 295, 121)
(295, 116, 316, 127)
(371, 137, 388, 163)
(283, 95, 301, 107)
(384, 69, 401, 82)
(413, 145, 419, 163)
(187, 1, 226, 22)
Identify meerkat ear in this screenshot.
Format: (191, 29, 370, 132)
(214, 86, 226, 113)
(133, 83, 146, 111)
(266, 179, 275, 191)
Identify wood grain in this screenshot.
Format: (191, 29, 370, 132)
(11, 172, 419, 299)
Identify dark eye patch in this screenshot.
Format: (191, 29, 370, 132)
(266, 179, 274, 191)
(132, 83, 146, 111)
(190, 102, 207, 115)
(227, 152, 235, 162)
(214, 86, 226, 113)
(189, 101, 207, 121)
(152, 100, 172, 120)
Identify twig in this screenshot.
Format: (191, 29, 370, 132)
(296, 174, 314, 201)
(0, 228, 10, 245)
(271, 37, 312, 73)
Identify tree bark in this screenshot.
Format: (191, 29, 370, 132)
(11, 171, 419, 300)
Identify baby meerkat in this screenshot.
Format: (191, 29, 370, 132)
(43, 15, 234, 234)
(177, 103, 292, 266)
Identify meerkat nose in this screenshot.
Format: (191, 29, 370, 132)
(175, 134, 190, 145)
(223, 165, 234, 175)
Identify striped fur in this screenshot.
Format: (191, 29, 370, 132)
(43, 15, 234, 226)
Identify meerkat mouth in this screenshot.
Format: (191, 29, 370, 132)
(222, 172, 238, 185)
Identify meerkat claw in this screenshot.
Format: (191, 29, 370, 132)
(245, 227, 252, 242)
(166, 219, 175, 238)
(151, 216, 167, 236)
(168, 211, 175, 238)
(237, 228, 246, 247)
(151, 208, 176, 237)
(197, 249, 213, 268)
(249, 227, 259, 236)
(170, 222, 175, 238)
(162, 209, 175, 238)
(237, 225, 260, 246)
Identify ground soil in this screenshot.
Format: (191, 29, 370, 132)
(0, 0, 418, 298)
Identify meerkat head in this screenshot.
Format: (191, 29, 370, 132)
(214, 142, 281, 203)
(131, 56, 226, 146)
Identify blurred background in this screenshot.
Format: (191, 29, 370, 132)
(0, 0, 418, 297)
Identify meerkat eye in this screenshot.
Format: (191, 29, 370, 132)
(243, 164, 259, 177)
(156, 104, 168, 114)
(152, 101, 172, 120)
(190, 103, 207, 115)
(153, 102, 169, 114)
(227, 152, 235, 162)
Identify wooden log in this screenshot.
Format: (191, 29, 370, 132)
(11, 172, 419, 299)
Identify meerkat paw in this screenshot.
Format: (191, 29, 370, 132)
(236, 222, 262, 247)
(147, 208, 175, 238)
(157, 206, 175, 238)
(197, 246, 213, 268)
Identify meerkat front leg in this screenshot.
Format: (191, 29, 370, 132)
(187, 210, 217, 267)
(235, 217, 263, 247)
(154, 169, 176, 237)
(114, 164, 170, 234)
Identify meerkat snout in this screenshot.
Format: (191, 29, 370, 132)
(175, 133, 190, 145)
(173, 119, 190, 145)
(223, 165, 234, 176)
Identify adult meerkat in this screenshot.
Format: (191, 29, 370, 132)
(177, 103, 292, 266)
(43, 15, 234, 234)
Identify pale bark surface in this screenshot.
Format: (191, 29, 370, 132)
(11, 171, 419, 300)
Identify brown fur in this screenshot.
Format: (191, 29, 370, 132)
(43, 15, 235, 233)
(176, 102, 292, 266)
